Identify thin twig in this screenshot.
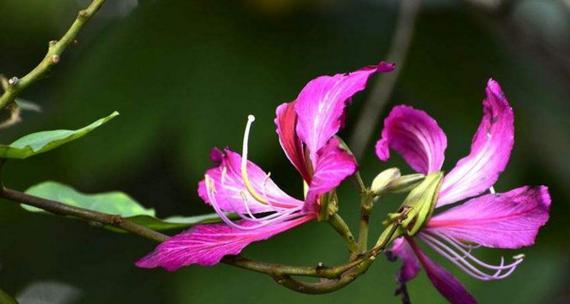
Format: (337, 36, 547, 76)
(0, 0, 107, 110)
(350, 0, 422, 159)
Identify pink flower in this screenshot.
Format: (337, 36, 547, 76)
(136, 62, 395, 271)
(377, 79, 551, 303)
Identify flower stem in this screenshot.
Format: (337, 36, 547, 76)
(351, 172, 376, 259)
(355, 192, 375, 256)
(352, 171, 367, 194)
(0, 0, 107, 110)
(328, 213, 359, 253)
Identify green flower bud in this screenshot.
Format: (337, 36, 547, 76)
(372, 168, 426, 195)
(385, 173, 426, 194)
(371, 168, 401, 194)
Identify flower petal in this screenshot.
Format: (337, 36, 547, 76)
(408, 238, 477, 304)
(275, 101, 311, 182)
(197, 148, 303, 214)
(135, 215, 314, 270)
(438, 79, 514, 206)
(427, 186, 551, 249)
(375, 105, 447, 174)
(305, 138, 357, 206)
(295, 62, 395, 165)
(389, 237, 421, 283)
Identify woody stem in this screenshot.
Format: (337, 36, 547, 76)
(0, 0, 107, 110)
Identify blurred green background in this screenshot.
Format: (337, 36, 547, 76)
(1, 0, 569, 303)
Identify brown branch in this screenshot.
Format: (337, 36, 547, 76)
(0, 0, 107, 110)
(0, 182, 400, 294)
(0, 186, 169, 243)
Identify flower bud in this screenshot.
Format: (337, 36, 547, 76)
(371, 168, 401, 194)
(385, 174, 426, 194)
(372, 169, 426, 195)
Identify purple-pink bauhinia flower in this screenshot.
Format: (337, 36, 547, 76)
(376, 79, 551, 304)
(135, 61, 395, 271)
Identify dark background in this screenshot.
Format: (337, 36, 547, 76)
(1, 0, 569, 303)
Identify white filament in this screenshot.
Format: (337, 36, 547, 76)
(420, 232, 524, 281)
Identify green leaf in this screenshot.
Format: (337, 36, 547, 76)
(0, 111, 118, 159)
(23, 181, 225, 231)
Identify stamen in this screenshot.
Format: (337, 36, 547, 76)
(205, 174, 304, 230)
(241, 114, 270, 205)
(489, 186, 496, 194)
(420, 232, 524, 281)
(431, 233, 524, 276)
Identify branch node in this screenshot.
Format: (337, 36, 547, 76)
(51, 55, 61, 64)
(8, 77, 19, 86)
(78, 10, 89, 19)
(110, 215, 123, 225)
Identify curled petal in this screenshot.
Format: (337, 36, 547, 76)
(408, 238, 477, 304)
(375, 105, 447, 174)
(295, 62, 395, 165)
(197, 148, 303, 214)
(438, 79, 514, 206)
(305, 138, 357, 207)
(275, 101, 311, 182)
(427, 186, 551, 249)
(390, 237, 421, 283)
(135, 215, 314, 270)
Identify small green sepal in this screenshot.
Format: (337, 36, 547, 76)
(400, 172, 443, 236)
(318, 190, 339, 221)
